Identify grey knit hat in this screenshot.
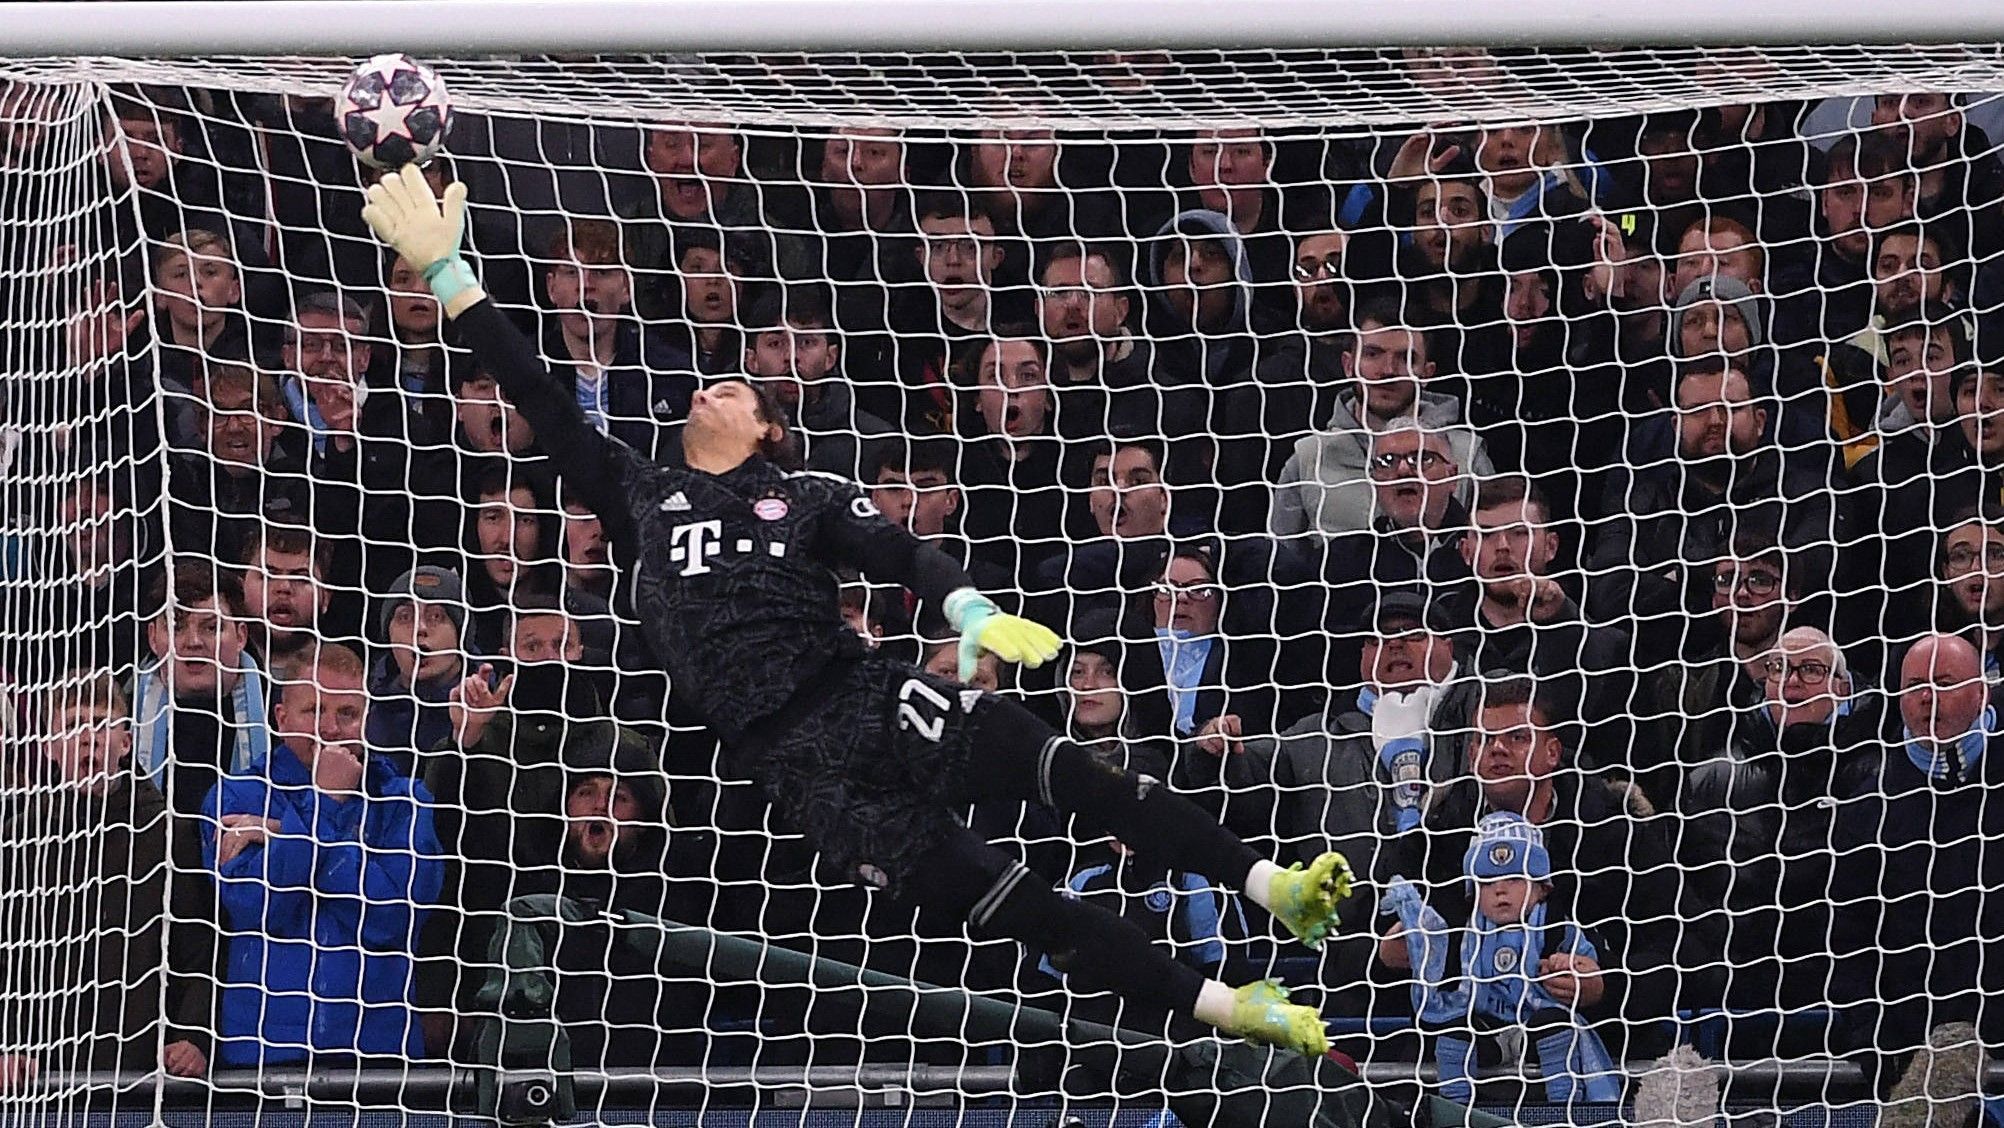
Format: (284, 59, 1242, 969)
(1672, 275, 1766, 350)
(379, 565, 467, 640)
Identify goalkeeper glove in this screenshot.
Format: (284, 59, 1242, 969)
(942, 588, 1060, 682)
(360, 165, 479, 307)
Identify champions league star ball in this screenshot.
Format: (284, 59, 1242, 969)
(336, 54, 453, 170)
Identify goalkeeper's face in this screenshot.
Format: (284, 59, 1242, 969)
(686, 379, 784, 463)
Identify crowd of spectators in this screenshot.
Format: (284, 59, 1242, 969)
(5, 72, 2004, 1118)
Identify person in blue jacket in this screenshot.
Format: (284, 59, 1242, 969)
(203, 642, 444, 1066)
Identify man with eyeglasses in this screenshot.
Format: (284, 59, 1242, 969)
(1828, 632, 2004, 1122)
(1937, 507, 2004, 679)
(1645, 528, 1797, 800)
(1319, 424, 1475, 638)
(1679, 624, 1879, 1030)
(1036, 244, 1203, 441)
(1588, 356, 1838, 659)
(1270, 299, 1492, 540)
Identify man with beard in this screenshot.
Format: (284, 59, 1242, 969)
(1644, 529, 1797, 803)
(1936, 508, 2004, 677)
(1037, 243, 1201, 440)
(1234, 230, 1362, 481)
(1450, 476, 1647, 777)
(1821, 224, 1964, 410)
(1589, 359, 1837, 658)
(237, 523, 337, 680)
(1870, 91, 2004, 259)
(1678, 626, 1879, 1029)
(1270, 303, 1490, 540)
(740, 288, 891, 477)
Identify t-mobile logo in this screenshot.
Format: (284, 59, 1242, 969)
(667, 519, 723, 576)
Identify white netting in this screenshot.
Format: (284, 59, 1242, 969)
(0, 44, 2001, 1128)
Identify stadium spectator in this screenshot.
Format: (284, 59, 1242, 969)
(1380, 813, 1624, 1106)
(0, 673, 215, 1087)
(1772, 133, 1917, 350)
(1452, 476, 1646, 775)
(1185, 590, 1463, 952)
(538, 218, 698, 459)
(1871, 92, 2004, 258)
(1666, 214, 1765, 299)
(1039, 436, 1218, 618)
(460, 463, 557, 648)
(953, 330, 1070, 585)
(868, 441, 1012, 624)
(867, 194, 1025, 434)
(1049, 609, 1174, 777)
(1038, 243, 1202, 440)
(808, 126, 916, 285)
(1397, 172, 1502, 345)
(1589, 359, 1838, 653)
(1318, 425, 1477, 633)
(237, 523, 336, 680)
(384, 254, 454, 445)
(969, 127, 1123, 242)
(742, 287, 891, 476)
(1144, 211, 1265, 436)
(204, 643, 443, 1066)
(419, 597, 701, 1054)
(1124, 541, 1306, 748)
(1269, 303, 1490, 539)
(452, 361, 538, 459)
(1377, 677, 1682, 1027)
(559, 492, 614, 603)
(98, 91, 273, 297)
(1935, 506, 2004, 677)
(285, 292, 442, 596)
(131, 562, 271, 817)
(921, 640, 1004, 693)
(1645, 528, 1799, 798)
(619, 121, 812, 310)
(148, 229, 256, 405)
(38, 472, 158, 681)
(165, 362, 309, 569)
(1830, 632, 2004, 1113)
(1182, 129, 1296, 296)
(662, 230, 750, 378)
(365, 566, 473, 776)
(1680, 625, 1879, 1018)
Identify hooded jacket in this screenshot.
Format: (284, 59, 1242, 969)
(204, 742, 442, 1065)
(1269, 389, 1492, 539)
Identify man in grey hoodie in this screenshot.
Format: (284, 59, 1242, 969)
(1269, 299, 1492, 539)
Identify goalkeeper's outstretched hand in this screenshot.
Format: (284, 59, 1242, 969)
(361, 165, 480, 310)
(943, 589, 1060, 682)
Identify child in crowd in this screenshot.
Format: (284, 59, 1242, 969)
(1380, 812, 1623, 1105)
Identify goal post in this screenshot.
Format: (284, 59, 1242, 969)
(2, 15, 2004, 1128)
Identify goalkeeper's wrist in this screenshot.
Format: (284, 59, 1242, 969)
(421, 255, 479, 307)
(942, 587, 998, 632)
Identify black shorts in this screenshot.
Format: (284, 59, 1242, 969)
(733, 654, 1010, 892)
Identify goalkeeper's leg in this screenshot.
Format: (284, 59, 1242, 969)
(954, 696, 1350, 949)
(906, 828, 1329, 1056)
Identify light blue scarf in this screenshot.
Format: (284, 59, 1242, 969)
(131, 650, 271, 793)
(1904, 705, 1996, 785)
(1154, 627, 1213, 735)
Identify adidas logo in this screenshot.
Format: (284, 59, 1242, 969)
(660, 491, 692, 512)
(653, 399, 675, 414)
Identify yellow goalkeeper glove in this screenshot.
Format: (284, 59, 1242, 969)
(943, 588, 1060, 682)
(360, 164, 479, 307)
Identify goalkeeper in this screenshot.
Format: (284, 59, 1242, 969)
(363, 168, 1349, 1056)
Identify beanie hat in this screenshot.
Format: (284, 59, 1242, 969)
(1463, 811, 1552, 882)
(379, 565, 468, 640)
(1672, 275, 1766, 350)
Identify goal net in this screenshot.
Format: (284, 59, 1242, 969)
(2, 37, 2003, 1127)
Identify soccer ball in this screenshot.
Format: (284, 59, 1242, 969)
(335, 54, 453, 170)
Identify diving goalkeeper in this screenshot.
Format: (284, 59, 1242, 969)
(363, 168, 1348, 1055)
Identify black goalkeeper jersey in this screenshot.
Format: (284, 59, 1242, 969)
(452, 299, 974, 744)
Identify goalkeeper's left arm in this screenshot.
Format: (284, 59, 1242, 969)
(816, 481, 1059, 679)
